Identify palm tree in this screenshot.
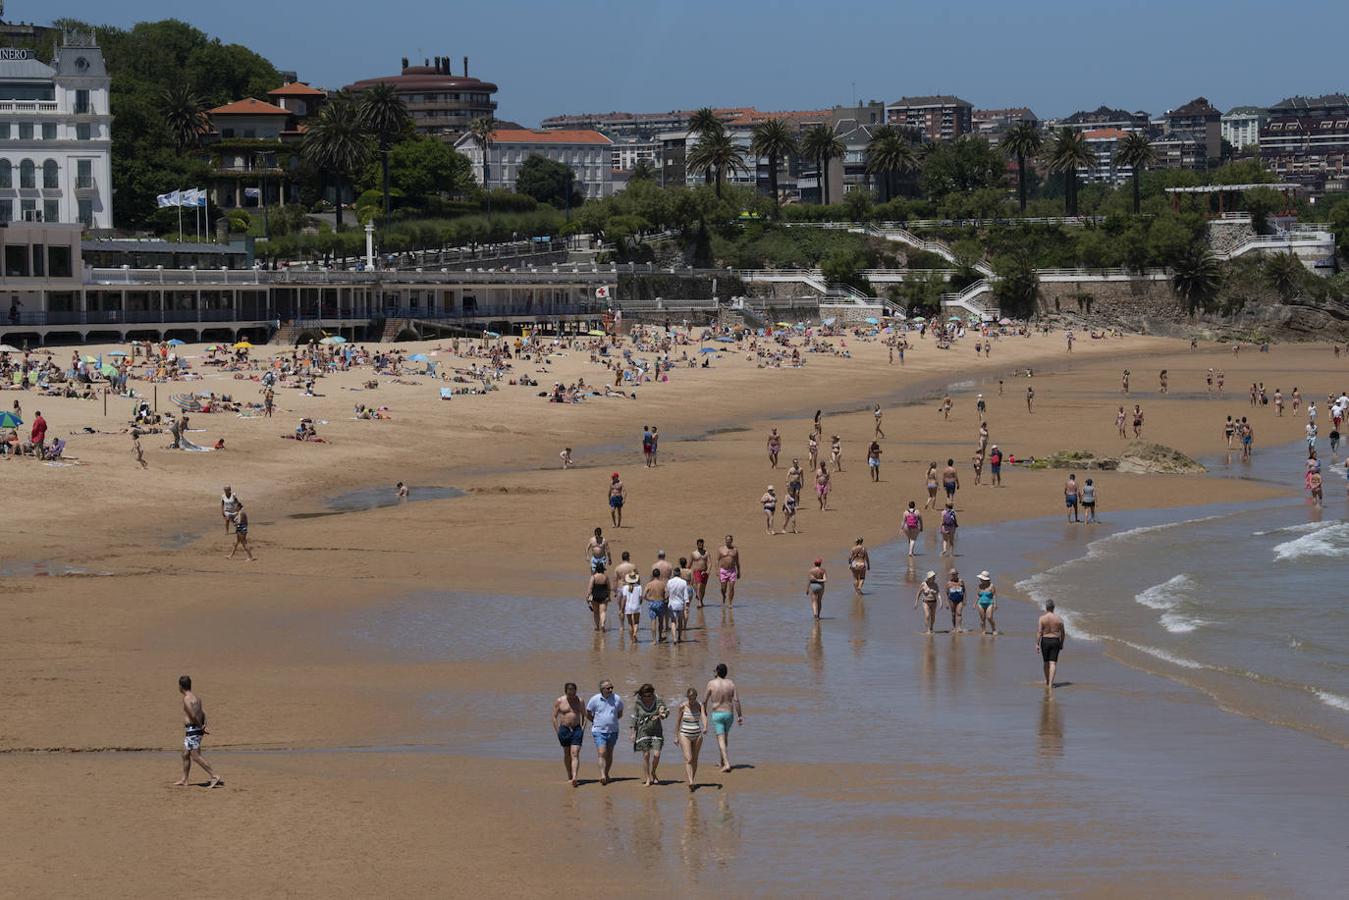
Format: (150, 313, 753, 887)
(749, 118, 798, 214)
(800, 124, 845, 205)
(864, 126, 919, 203)
(1263, 251, 1304, 301)
(301, 93, 370, 231)
(686, 130, 746, 199)
(1044, 128, 1094, 216)
(629, 159, 656, 182)
(1171, 244, 1223, 314)
(468, 116, 499, 209)
(1114, 132, 1158, 215)
(687, 108, 724, 185)
(1000, 121, 1042, 214)
(161, 84, 210, 154)
(357, 83, 410, 229)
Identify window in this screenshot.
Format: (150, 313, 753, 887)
(20, 198, 34, 218)
(43, 159, 59, 189)
(4, 243, 26, 274)
(44, 199, 59, 222)
(32, 243, 44, 276)
(48, 245, 73, 277)
(19, 158, 35, 188)
(76, 123, 91, 141)
(77, 159, 92, 188)
(78, 198, 93, 227)
(0, 159, 9, 188)
(221, 128, 235, 138)
(41, 122, 56, 140)
(0, 123, 8, 139)
(0, 199, 10, 221)
(75, 89, 90, 114)
(19, 122, 32, 140)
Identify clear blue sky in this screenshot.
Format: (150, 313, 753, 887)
(41, 0, 1349, 125)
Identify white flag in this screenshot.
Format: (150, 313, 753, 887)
(156, 190, 181, 208)
(595, 285, 610, 300)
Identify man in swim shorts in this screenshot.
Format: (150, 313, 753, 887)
(585, 679, 624, 785)
(1036, 600, 1066, 692)
(643, 570, 668, 642)
(690, 538, 710, 607)
(704, 663, 743, 773)
(608, 473, 626, 527)
(552, 682, 585, 786)
(175, 675, 222, 788)
(717, 535, 741, 607)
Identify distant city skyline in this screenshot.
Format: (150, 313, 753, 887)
(35, 0, 1349, 126)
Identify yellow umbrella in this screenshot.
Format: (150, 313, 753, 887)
(587, 329, 606, 337)
(775, 322, 791, 327)
(233, 341, 253, 349)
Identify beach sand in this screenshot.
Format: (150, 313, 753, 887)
(3, 329, 1346, 896)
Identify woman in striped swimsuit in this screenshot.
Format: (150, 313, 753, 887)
(674, 688, 706, 791)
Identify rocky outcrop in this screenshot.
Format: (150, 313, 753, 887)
(1027, 443, 1205, 474)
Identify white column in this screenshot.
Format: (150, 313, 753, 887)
(365, 222, 375, 269)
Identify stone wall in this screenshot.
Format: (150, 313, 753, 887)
(1207, 220, 1257, 256)
(1034, 279, 1188, 325)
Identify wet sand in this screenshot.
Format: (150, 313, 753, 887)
(3, 332, 1348, 896)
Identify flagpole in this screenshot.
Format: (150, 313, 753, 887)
(177, 188, 183, 243)
(205, 188, 210, 243)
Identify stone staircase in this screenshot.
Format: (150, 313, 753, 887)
(379, 317, 418, 342)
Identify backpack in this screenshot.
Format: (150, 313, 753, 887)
(942, 508, 957, 529)
(903, 510, 920, 530)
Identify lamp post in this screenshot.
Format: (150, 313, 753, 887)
(364, 221, 375, 270)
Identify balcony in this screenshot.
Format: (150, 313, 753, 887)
(0, 100, 59, 113)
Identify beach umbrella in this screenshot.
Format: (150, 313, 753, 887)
(0, 343, 20, 353)
(586, 329, 606, 337)
(233, 341, 253, 349)
(100, 363, 118, 377)
(0, 411, 22, 428)
(999, 317, 1013, 325)
(715, 336, 736, 343)
(167, 339, 185, 346)
(775, 321, 792, 327)
(26, 371, 38, 384)
(484, 330, 502, 339)
(319, 335, 347, 345)
(409, 353, 429, 362)
(864, 317, 879, 325)
(106, 350, 127, 357)
(910, 315, 925, 322)
(821, 317, 836, 326)
(698, 347, 718, 354)
(83, 355, 98, 363)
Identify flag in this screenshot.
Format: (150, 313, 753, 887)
(595, 285, 610, 300)
(156, 190, 181, 208)
(243, 187, 261, 200)
(182, 188, 207, 208)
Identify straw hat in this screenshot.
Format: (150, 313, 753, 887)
(925, 570, 937, 580)
(977, 570, 991, 581)
(624, 572, 641, 585)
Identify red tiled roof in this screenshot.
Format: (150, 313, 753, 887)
(1082, 127, 1128, 140)
(208, 98, 291, 116)
(491, 129, 612, 145)
(269, 82, 325, 97)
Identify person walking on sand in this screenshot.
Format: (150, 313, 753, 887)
(848, 538, 870, 593)
(806, 558, 828, 619)
(585, 563, 610, 632)
(174, 675, 222, 788)
(620, 571, 643, 641)
(902, 502, 923, 556)
(830, 434, 843, 472)
(1036, 600, 1066, 691)
(642, 425, 654, 467)
(552, 682, 585, 786)
(925, 462, 940, 509)
(760, 485, 777, 535)
(132, 429, 147, 469)
(781, 488, 799, 534)
(815, 464, 832, 511)
(717, 536, 742, 607)
(644, 569, 668, 642)
(631, 684, 668, 786)
(226, 504, 255, 561)
(666, 565, 691, 643)
(787, 458, 803, 504)
(674, 688, 706, 791)
(874, 403, 885, 438)
(942, 459, 960, 504)
(1132, 404, 1144, 439)
(767, 428, 781, 468)
(915, 571, 940, 634)
(945, 568, 967, 633)
(690, 538, 710, 607)
(867, 440, 882, 482)
(989, 445, 1003, 487)
(1026, 385, 1035, 413)
(585, 680, 624, 785)
(608, 473, 626, 527)
(1064, 473, 1080, 523)
(587, 527, 610, 573)
(1116, 406, 1127, 438)
(704, 664, 743, 773)
(807, 432, 819, 471)
(940, 502, 959, 556)
(220, 485, 241, 534)
(975, 570, 998, 635)
(1082, 478, 1098, 523)
(940, 394, 952, 420)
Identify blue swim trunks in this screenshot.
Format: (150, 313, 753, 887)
(593, 729, 618, 748)
(648, 600, 667, 620)
(557, 724, 583, 747)
(710, 710, 734, 736)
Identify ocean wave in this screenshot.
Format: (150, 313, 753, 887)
(1252, 521, 1328, 537)
(1315, 691, 1349, 713)
(1159, 612, 1208, 634)
(1272, 522, 1349, 562)
(1117, 639, 1207, 670)
(1135, 574, 1194, 611)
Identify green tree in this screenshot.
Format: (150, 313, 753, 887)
(1114, 132, 1158, 215)
(687, 107, 724, 185)
(865, 126, 919, 203)
(516, 155, 580, 208)
(800, 124, 845, 205)
(161, 84, 209, 154)
(1001, 122, 1042, 214)
(302, 93, 371, 231)
(629, 159, 656, 182)
(1242, 187, 1285, 234)
(1045, 128, 1094, 216)
(749, 118, 798, 215)
(358, 83, 411, 230)
(1171, 244, 1223, 313)
(686, 130, 746, 200)
(183, 40, 280, 106)
(992, 250, 1040, 319)
(821, 248, 873, 294)
(920, 135, 1004, 200)
(1263, 252, 1305, 302)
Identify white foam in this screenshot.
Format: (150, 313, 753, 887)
(1252, 521, 1327, 537)
(1314, 690, 1349, 713)
(1159, 612, 1208, 634)
(1272, 522, 1349, 562)
(1118, 639, 1207, 670)
(1135, 574, 1193, 611)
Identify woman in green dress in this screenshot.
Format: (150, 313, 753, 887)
(631, 683, 668, 786)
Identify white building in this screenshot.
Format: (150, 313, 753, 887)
(454, 128, 616, 199)
(1221, 106, 1265, 151)
(1080, 128, 1131, 184)
(0, 33, 112, 229)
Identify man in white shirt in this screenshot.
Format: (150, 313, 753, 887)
(665, 565, 691, 644)
(584, 680, 623, 785)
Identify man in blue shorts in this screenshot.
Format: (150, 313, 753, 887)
(551, 682, 585, 786)
(585, 679, 624, 785)
(703, 663, 744, 773)
(608, 472, 626, 527)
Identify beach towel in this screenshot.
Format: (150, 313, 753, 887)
(439, 388, 453, 400)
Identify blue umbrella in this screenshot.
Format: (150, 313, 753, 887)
(715, 336, 735, 343)
(106, 350, 128, 357)
(167, 338, 185, 346)
(0, 410, 21, 428)
(698, 347, 718, 354)
(864, 317, 879, 325)
(409, 353, 429, 362)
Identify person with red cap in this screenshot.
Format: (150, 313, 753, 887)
(608, 472, 626, 527)
(805, 558, 827, 620)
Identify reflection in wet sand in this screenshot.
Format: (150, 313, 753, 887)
(1038, 697, 1064, 761)
(807, 621, 823, 682)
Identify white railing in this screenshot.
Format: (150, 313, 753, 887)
(0, 100, 59, 113)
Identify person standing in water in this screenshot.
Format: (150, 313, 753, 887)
(1064, 473, 1080, 523)
(975, 571, 998, 635)
(944, 568, 967, 633)
(585, 562, 610, 632)
(174, 675, 222, 788)
(1081, 478, 1098, 523)
(717, 535, 742, 607)
(848, 538, 870, 593)
(1036, 600, 1066, 691)
(915, 571, 941, 634)
(806, 558, 828, 619)
(690, 538, 710, 607)
(704, 664, 743, 773)
(620, 571, 643, 641)
(902, 502, 923, 556)
(674, 687, 706, 791)
(551, 682, 585, 786)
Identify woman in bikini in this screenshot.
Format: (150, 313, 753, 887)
(673, 688, 706, 791)
(760, 485, 777, 535)
(914, 571, 941, 634)
(924, 462, 939, 509)
(585, 562, 610, 632)
(848, 538, 870, 593)
(806, 558, 828, 620)
(815, 464, 831, 511)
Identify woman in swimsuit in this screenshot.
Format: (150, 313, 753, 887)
(808, 433, 819, 471)
(830, 435, 842, 472)
(925, 462, 939, 509)
(806, 558, 827, 620)
(674, 688, 706, 791)
(585, 562, 610, 632)
(1132, 404, 1144, 438)
(1117, 406, 1128, 438)
(914, 571, 941, 634)
(902, 502, 923, 556)
(767, 428, 781, 468)
(630, 684, 668, 787)
(974, 570, 998, 635)
(760, 486, 777, 535)
(781, 491, 799, 533)
(815, 464, 831, 511)
(945, 569, 967, 633)
(848, 538, 870, 593)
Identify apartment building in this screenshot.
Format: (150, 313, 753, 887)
(0, 32, 112, 229)
(1221, 106, 1266, 152)
(1055, 105, 1150, 133)
(1163, 96, 1221, 165)
(454, 128, 615, 198)
(346, 56, 497, 141)
(1080, 128, 1130, 184)
(883, 95, 973, 141)
(973, 107, 1038, 142)
(1260, 94, 1349, 188)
